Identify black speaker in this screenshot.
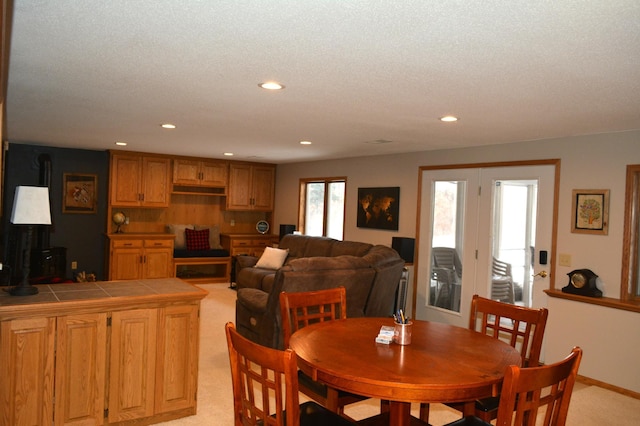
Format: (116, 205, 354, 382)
(392, 237, 415, 264)
(279, 224, 296, 241)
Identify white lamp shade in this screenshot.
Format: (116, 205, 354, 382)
(10, 186, 52, 225)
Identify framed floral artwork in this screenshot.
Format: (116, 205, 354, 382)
(571, 189, 609, 235)
(63, 173, 97, 213)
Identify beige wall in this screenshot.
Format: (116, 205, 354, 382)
(274, 129, 640, 393)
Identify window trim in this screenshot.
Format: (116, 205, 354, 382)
(621, 164, 640, 303)
(547, 164, 640, 313)
(298, 177, 347, 238)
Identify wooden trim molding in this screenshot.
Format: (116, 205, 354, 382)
(545, 289, 640, 314)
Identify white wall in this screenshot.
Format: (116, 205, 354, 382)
(274, 130, 640, 393)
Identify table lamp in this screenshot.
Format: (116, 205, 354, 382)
(9, 186, 52, 296)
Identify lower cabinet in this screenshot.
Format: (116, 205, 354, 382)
(0, 304, 199, 426)
(108, 235, 174, 281)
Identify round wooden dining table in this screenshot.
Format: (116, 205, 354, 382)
(289, 317, 521, 426)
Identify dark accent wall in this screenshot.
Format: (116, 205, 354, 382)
(2, 144, 109, 280)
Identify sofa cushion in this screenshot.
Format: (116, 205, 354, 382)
(194, 224, 223, 249)
(363, 245, 402, 267)
(330, 240, 373, 257)
(302, 237, 335, 257)
(288, 255, 370, 272)
(261, 273, 276, 294)
(185, 228, 210, 251)
(255, 247, 289, 269)
(166, 224, 193, 250)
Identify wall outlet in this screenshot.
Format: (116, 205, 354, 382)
(230, 219, 235, 226)
(559, 253, 572, 267)
(71, 261, 78, 270)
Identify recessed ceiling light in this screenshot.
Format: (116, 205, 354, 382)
(440, 115, 458, 122)
(259, 81, 285, 90)
(300, 140, 312, 145)
(115, 141, 127, 146)
(223, 152, 234, 156)
(161, 123, 176, 129)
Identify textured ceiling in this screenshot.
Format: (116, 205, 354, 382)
(6, 1, 640, 164)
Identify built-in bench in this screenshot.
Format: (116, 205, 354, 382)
(173, 249, 231, 284)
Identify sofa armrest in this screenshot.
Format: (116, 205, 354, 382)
(237, 288, 269, 314)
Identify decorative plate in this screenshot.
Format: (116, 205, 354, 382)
(256, 220, 270, 234)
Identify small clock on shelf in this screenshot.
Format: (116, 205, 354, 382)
(561, 269, 602, 297)
(256, 220, 270, 234)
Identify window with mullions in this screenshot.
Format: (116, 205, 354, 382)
(299, 178, 346, 240)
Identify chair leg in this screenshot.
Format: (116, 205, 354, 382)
(419, 403, 430, 423)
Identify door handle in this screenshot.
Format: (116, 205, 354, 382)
(533, 270, 548, 278)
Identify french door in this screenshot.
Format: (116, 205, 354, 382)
(413, 162, 557, 329)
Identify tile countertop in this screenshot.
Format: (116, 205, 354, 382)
(0, 278, 208, 318)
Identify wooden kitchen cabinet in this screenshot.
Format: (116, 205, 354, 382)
(54, 313, 108, 426)
(221, 233, 279, 257)
(227, 163, 275, 211)
(107, 235, 174, 281)
(0, 279, 205, 426)
(110, 152, 171, 208)
(173, 158, 228, 187)
(154, 304, 199, 414)
(108, 309, 157, 423)
(0, 317, 56, 426)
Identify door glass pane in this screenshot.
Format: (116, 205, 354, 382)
(326, 182, 345, 240)
(429, 181, 465, 312)
(491, 180, 537, 306)
(305, 183, 325, 236)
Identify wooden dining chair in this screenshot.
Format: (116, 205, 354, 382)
(420, 294, 549, 423)
(444, 347, 583, 426)
(280, 287, 370, 419)
(225, 322, 355, 426)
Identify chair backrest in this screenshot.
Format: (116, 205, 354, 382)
(492, 257, 512, 278)
(225, 322, 300, 426)
(469, 294, 548, 367)
(432, 247, 462, 280)
(491, 258, 515, 304)
(279, 287, 347, 348)
(495, 347, 583, 426)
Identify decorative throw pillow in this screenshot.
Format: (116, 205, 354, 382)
(255, 247, 289, 270)
(194, 224, 223, 249)
(185, 228, 210, 251)
(166, 224, 193, 250)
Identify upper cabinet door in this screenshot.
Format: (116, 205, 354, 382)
(227, 164, 252, 209)
(227, 164, 275, 211)
(109, 153, 170, 207)
(141, 156, 170, 207)
(173, 159, 228, 187)
(199, 160, 228, 187)
(110, 154, 143, 206)
(251, 166, 275, 211)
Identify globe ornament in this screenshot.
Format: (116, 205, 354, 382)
(112, 211, 126, 233)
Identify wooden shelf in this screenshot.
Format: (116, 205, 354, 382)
(171, 185, 227, 196)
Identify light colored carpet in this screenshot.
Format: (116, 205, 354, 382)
(159, 283, 640, 425)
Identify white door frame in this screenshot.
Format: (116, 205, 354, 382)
(412, 160, 560, 327)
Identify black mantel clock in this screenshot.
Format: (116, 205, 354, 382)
(562, 269, 602, 297)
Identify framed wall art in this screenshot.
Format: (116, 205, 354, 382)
(571, 189, 609, 235)
(357, 186, 399, 230)
(63, 173, 97, 214)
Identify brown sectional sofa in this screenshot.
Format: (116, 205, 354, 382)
(235, 234, 405, 349)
